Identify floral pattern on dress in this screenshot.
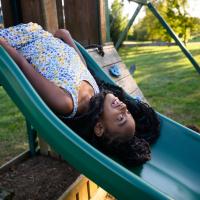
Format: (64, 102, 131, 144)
(0, 22, 99, 118)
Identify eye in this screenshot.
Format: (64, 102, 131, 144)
(117, 114, 124, 121)
(127, 109, 130, 114)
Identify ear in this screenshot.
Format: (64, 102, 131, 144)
(94, 121, 104, 137)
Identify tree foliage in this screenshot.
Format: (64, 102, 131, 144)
(133, 0, 200, 44)
(109, 0, 128, 46)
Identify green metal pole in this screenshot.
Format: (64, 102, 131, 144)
(147, 2, 200, 74)
(115, 4, 143, 49)
(26, 120, 38, 156)
(129, 0, 147, 4)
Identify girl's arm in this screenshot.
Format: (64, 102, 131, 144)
(54, 29, 87, 66)
(0, 38, 73, 115)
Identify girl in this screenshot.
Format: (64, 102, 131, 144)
(0, 23, 160, 166)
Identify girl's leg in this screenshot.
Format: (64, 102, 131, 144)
(54, 29, 87, 66)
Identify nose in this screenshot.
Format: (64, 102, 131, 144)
(120, 103, 127, 112)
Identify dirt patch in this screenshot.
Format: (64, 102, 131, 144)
(0, 155, 80, 200)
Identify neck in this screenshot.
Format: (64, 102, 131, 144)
(77, 81, 95, 115)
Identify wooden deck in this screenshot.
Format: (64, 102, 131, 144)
(87, 43, 145, 101)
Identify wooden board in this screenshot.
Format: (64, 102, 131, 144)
(58, 175, 106, 200)
(88, 45, 121, 67)
(38, 136, 49, 155)
(64, 0, 99, 46)
(56, 0, 65, 29)
(99, 0, 107, 44)
(63, 0, 107, 46)
(1, 0, 14, 27)
(0, 151, 30, 173)
(20, 0, 45, 27)
(117, 74, 139, 94)
(87, 44, 145, 100)
(40, 0, 58, 33)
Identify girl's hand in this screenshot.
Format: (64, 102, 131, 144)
(54, 29, 70, 38)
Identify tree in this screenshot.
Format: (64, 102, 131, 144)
(110, 0, 128, 46)
(165, 0, 190, 45)
(132, 0, 197, 44)
(190, 17, 200, 36)
(133, 0, 173, 42)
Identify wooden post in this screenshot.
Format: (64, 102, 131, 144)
(56, 0, 65, 29)
(19, 0, 45, 28)
(64, 0, 107, 46)
(20, 0, 58, 33)
(1, 0, 15, 27)
(99, 0, 107, 44)
(1, 0, 58, 34)
(40, 0, 58, 33)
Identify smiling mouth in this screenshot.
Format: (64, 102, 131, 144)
(111, 98, 120, 108)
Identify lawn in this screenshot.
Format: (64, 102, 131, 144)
(119, 43, 200, 127)
(189, 35, 200, 42)
(0, 43, 199, 166)
(0, 88, 28, 166)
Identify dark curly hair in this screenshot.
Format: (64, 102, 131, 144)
(62, 81, 160, 167)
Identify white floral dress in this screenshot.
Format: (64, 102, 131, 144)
(0, 22, 99, 118)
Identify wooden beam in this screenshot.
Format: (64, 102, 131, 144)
(99, 0, 107, 44)
(87, 43, 145, 99)
(64, 0, 99, 46)
(64, 0, 107, 46)
(0, 151, 30, 173)
(41, 0, 58, 33)
(19, 0, 59, 33)
(56, 0, 65, 28)
(20, 0, 45, 28)
(1, 0, 14, 27)
(58, 175, 107, 200)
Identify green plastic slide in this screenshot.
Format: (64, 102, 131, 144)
(0, 43, 199, 200)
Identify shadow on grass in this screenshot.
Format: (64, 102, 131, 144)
(120, 45, 200, 69)
(119, 45, 200, 126)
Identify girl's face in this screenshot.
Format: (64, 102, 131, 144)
(94, 93, 136, 142)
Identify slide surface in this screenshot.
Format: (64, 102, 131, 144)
(0, 43, 199, 200)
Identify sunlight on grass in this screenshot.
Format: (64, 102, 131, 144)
(119, 43, 200, 127)
(0, 87, 27, 165)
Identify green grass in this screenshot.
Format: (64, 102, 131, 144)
(189, 35, 200, 42)
(0, 88, 28, 166)
(119, 43, 200, 127)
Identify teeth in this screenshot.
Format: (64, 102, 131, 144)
(112, 98, 121, 106)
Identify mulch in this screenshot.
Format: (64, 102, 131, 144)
(186, 125, 200, 133)
(0, 155, 80, 200)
